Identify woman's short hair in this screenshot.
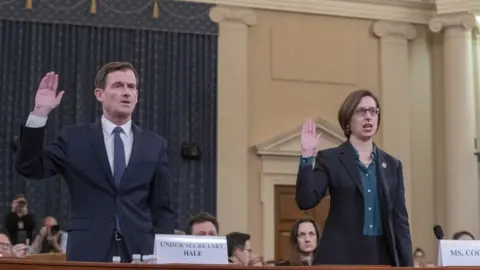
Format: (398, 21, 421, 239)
(337, 89, 381, 138)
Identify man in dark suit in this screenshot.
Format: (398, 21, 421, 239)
(15, 62, 175, 262)
(296, 90, 412, 267)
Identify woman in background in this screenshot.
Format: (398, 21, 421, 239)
(277, 218, 320, 266)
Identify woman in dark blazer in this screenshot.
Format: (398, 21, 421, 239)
(296, 89, 413, 267)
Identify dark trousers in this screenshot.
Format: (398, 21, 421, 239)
(106, 231, 130, 263)
(359, 235, 392, 265)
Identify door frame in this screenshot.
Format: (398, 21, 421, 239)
(260, 167, 298, 260)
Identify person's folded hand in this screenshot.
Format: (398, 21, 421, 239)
(11, 244, 29, 257)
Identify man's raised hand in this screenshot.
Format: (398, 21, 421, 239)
(32, 72, 64, 117)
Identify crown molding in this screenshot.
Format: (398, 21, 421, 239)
(183, 0, 436, 24)
(435, 0, 480, 14)
(356, 0, 435, 9)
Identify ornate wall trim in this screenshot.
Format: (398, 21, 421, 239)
(184, 0, 436, 24)
(435, 0, 480, 14)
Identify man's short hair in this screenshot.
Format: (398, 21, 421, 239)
(174, 229, 186, 235)
(226, 232, 250, 257)
(186, 211, 219, 235)
(453, 230, 475, 240)
(94, 61, 138, 89)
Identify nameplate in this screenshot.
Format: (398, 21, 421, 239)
(154, 234, 228, 264)
(438, 240, 480, 266)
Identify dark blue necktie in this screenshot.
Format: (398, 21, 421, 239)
(113, 127, 125, 186)
(112, 127, 125, 233)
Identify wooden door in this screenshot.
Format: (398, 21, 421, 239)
(274, 185, 330, 260)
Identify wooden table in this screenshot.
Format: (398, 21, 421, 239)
(0, 260, 413, 270)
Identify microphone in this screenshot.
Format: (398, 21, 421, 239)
(433, 225, 444, 240)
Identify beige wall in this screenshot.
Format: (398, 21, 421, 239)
(212, 5, 480, 263)
(247, 12, 381, 145)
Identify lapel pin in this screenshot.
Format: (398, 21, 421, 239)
(381, 162, 387, 168)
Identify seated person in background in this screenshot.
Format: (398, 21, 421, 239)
(186, 211, 219, 236)
(0, 233, 29, 258)
(249, 254, 264, 266)
(413, 248, 426, 267)
(277, 218, 320, 266)
(4, 194, 36, 245)
(226, 232, 252, 265)
(29, 216, 66, 254)
(452, 230, 475, 240)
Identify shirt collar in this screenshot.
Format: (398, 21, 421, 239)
(101, 115, 132, 137)
(349, 142, 377, 161)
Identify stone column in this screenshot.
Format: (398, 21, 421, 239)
(475, 27, 480, 143)
(429, 13, 479, 236)
(373, 21, 417, 220)
(209, 6, 257, 234)
(409, 26, 436, 259)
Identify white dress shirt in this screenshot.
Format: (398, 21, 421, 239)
(25, 114, 134, 172)
(59, 231, 68, 253)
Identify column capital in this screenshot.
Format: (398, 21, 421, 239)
(373, 20, 417, 40)
(209, 5, 257, 26)
(429, 13, 477, 33)
(474, 25, 480, 38)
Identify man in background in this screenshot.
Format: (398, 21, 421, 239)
(452, 231, 475, 240)
(4, 194, 35, 245)
(186, 212, 219, 236)
(0, 233, 29, 258)
(29, 216, 67, 254)
(226, 232, 252, 266)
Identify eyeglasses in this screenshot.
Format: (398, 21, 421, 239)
(354, 107, 379, 116)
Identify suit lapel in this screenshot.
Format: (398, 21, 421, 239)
(88, 121, 116, 190)
(339, 142, 364, 196)
(375, 148, 396, 263)
(376, 148, 392, 211)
